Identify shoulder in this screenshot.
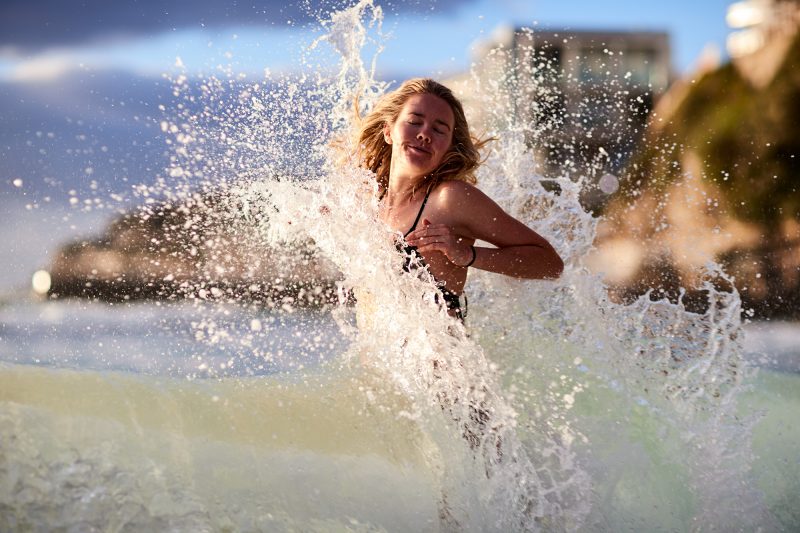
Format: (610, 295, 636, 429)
(427, 180, 501, 233)
(431, 179, 487, 206)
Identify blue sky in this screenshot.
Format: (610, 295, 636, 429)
(0, 0, 735, 292)
(380, 0, 732, 77)
(0, 0, 734, 82)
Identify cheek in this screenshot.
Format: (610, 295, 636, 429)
(436, 137, 453, 155)
(388, 123, 403, 142)
(432, 147, 450, 168)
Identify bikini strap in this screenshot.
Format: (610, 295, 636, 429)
(404, 187, 432, 237)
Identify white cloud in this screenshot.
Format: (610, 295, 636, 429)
(0, 45, 24, 60)
(0, 25, 312, 84)
(7, 52, 85, 82)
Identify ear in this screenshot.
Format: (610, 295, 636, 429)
(382, 123, 392, 145)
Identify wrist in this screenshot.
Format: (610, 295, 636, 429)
(456, 245, 477, 268)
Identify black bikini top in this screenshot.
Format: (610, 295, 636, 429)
(394, 187, 466, 319)
(398, 187, 432, 265)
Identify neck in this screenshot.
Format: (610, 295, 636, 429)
(385, 172, 428, 206)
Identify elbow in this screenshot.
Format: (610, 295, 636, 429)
(533, 242, 563, 279)
(548, 253, 564, 279)
(516, 244, 564, 279)
(523, 246, 563, 279)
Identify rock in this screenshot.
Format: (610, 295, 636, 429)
(592, 30, 800, 319)
(47, 192, 342, 307)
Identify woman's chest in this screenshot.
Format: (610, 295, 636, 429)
(380, 201, 428, 235)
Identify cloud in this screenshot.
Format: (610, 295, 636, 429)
(0, 0, 475, 51)
(6, 53, 85, 83)
(0, 68, 174, 198)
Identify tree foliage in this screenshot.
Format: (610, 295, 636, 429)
(624, 32, 800, 226)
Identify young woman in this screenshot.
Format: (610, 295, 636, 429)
(356, 78, 563, 319)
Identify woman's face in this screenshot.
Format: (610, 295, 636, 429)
(385, 93, 455, 181)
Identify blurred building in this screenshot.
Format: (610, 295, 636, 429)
(449, 28, 671, 184)
(727, 0, 800, 87)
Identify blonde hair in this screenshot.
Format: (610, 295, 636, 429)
(355, 78, 489, 194)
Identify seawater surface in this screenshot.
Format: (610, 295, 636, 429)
(0, 299, 798, 531)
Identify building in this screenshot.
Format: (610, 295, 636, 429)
(727, 0, 800, 88)
(727, 0, 799, 57)
(449, 28, 671, 183)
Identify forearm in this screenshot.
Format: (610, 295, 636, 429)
(470, 243, 564, 279)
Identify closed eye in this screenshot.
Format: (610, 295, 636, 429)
(408, 120, 445, 134)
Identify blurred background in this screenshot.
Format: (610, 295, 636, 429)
(1, 0, 798, 320)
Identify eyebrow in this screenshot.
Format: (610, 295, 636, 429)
(408, 111, 452, 131)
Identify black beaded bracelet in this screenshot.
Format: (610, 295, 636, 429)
(462, 245, 477, 268)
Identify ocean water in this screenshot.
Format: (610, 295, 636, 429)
(0, 299, 798, 531)
(2, 1, 799, 531)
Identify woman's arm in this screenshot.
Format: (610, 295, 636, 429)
(404, 181, 563, 279)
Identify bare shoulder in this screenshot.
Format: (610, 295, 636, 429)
(427, 180, 504, 238)
(432, 180, 490, 207)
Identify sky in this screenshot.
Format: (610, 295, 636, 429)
(0, 0, 736, 293)
(0, 0, 734, 82)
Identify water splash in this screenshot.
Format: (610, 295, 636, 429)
(0, 1, 772, 531)
(154, 0, 766, 529)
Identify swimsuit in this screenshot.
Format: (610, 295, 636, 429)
(397, 187, 467, 321)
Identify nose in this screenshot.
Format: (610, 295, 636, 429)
(416, 128, 431, 144)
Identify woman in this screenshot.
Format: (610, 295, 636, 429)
(352, 80, 564, 529)
(357, 78, 563, 318)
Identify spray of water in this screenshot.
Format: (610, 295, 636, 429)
(156, 0, 766, 529)
(0, 1, 772, 531)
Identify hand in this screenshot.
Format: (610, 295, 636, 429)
(405, 219, 474, 267)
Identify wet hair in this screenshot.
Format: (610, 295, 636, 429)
(355, 78, 489, 194)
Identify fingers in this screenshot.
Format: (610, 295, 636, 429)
(404, 220, 470, 265)
(408, 234, 446, 248)
(414, 245, 440, 254)
(410, 235, 458, 257)
(405, 224, 452, 241)
(407, 223, 448, 234)
(414, 242, 450, 254)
